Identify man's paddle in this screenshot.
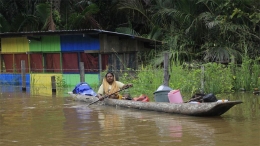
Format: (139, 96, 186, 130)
(87, 85, 132, 106)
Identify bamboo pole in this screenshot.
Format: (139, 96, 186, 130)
(98, 54, 102, 72)
(51, 76, 56, 93)
(21, 60, 26, 91)
(201, 65, 205, 93)
(0, 54, 2, 73)
(163, 53, 170, 86)
(80, 62, 85, 82)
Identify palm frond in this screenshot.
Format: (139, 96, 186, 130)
(17, 14, 39, 31)
(0, 14, 10, 32)
(144, 26, 162, 40)
(36, 3, 52, 24)
(35, 3, 57, 30)
(197, 12, 219, 29)
(118, 0, 153, 26)
(82, 3, 100, 15)
(67, 3, 101, 29)
(115, 27, 139, 35)
(202, 43, 242, 63)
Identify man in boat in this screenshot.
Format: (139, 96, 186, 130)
(97, 72, 133, 100)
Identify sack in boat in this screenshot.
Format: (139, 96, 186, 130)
(190, 93, 205, 102)
(72, 82, 97, 96)
(190, 93, 218, 103)
(203, 93, 218, 102)
(133, 94, 150, 102)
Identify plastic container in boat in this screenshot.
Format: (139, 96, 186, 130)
(154, 85, 172, 102)
(168, 90, 183, 103)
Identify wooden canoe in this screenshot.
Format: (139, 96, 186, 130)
(68, 92, 243, 117)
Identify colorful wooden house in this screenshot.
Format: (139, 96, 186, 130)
(0, 29, 162, 94)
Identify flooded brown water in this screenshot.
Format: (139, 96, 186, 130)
(0, 86, 259, 146)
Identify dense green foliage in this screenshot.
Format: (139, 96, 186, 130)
(1, 0, 259, 63)
(1, 0, 259, 98)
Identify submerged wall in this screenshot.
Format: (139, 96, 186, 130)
(0, 35, 100, 89)
(0, 74, 30, 86)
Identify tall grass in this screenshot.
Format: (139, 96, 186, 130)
(118, 57, 259, 100)
(94, 49, 260, 102)
(203, 63, 233, 94)
(166, 63, 233, 95)
(119, 65, 164, 100)
(231, 56, 260, 91)
(168, 64, 201, 96)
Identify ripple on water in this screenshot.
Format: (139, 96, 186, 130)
(22, 107, 36, 109)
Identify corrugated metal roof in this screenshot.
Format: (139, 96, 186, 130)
(0, 29, 163, 45)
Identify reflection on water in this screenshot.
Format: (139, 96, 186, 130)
(0, 86, 259, 146)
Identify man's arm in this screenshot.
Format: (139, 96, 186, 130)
(122, 83, 133, 89)
(97, 84, 104, 99)
(116, 81, 133, 89)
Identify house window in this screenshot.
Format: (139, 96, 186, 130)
(106, 53, 136, 71)
(2, 54, 13, 73)
(1, 54, 31, 73)
(80, 53, 99, 73)
(62, 53, 79, 73)
(44, 53, 61, 73)
(14, 54, 29, 73)
(101, 54, 109, 71)
(30, 54, 43, 73)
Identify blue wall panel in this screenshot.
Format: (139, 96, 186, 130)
(0, 74, 30, 86)
(60, 35, 100, 52)
(0, 85, 31, 93)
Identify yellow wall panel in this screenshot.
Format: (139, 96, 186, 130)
(1, 37, 29, 53)
(16, 37, 29, 52)
(30, 87, 64, 96)
(30, 74, 62, 87)
(30, 74, 63, 96)
(1, 38, 16, 52)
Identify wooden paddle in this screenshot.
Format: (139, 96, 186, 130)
(87, 84, 132, 106)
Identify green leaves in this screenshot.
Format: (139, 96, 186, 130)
(0, 14, 10, 32)
(115, 27, 139, 35)
(67, 3, 101, 29)
(36, 3, 52, 24)
(249, 12, 260, 24)
(35, 3, 55, 30)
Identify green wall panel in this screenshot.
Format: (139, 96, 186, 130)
(29, 36, 60, 52)
(85, 74, 99, 85)
(63, 74, 99, 87)
(62, 74, 79, 87)
(29, 39, 42, 52)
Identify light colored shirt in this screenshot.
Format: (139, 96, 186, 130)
(97, 81, 124, 95)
